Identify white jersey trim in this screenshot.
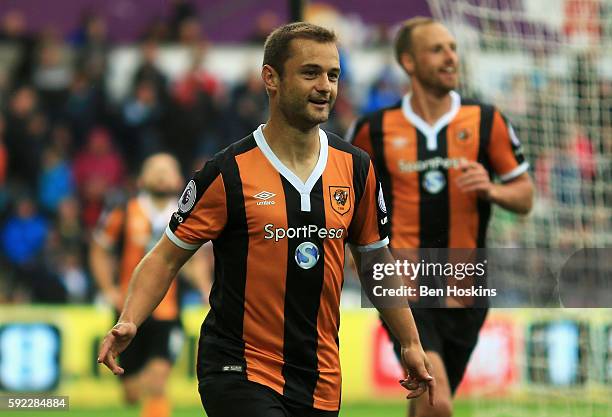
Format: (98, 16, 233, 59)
(253, 124, 329, 212)
(353, 237, 389, 253)
(401, 91, 461, 151)
(165, 226, 201, 250)
(499, 162, 529, 183)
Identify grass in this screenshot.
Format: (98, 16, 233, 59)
(1, 400, 610, 417)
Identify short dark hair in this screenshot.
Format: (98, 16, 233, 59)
(263, 22, 337, 77)
(394, 16, 436, 64)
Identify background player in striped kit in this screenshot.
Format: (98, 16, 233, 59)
(91, 153, 211, 417)
(350, 17, 534, 417)
(97, 22, 435, 417)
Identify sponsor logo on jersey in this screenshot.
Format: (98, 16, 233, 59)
(295, 241, 320, 269)
(329, 186, 351, 215)
(423, 170, 446, 194)
(398, 157, 466, 173)
(264, 224, 344, 242)
(178, 180, 197, 213)
(254, 190, 276, 206)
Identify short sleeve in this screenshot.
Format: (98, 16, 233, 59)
(93, 207, 125, 250)
(348, 160, 389, 251)
(165, 160, 227, 250)
(488, 110, 529, 182)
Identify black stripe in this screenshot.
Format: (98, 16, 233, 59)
(369, 111, 393, 241)
(500, 113, 526, 165)
(197, 136, 255, 380)
(352, 150, 369, 217)
(326, 131, 369, 210)
(417, 128, 450, 248)
(477, 105, 495, 248)
(281, 177, 326, 407)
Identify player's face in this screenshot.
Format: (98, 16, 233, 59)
(408, 23, 459, 95)
(277, 39, 340, 130)
(140, 154, 183, 198)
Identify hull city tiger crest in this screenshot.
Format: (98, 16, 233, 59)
(329, 186, 351, 215)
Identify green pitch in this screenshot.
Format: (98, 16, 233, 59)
(1, 401, 610, 417)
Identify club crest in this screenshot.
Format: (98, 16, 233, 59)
(329, 186, 351, 215)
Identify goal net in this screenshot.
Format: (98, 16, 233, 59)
(425, 0, 612, 415)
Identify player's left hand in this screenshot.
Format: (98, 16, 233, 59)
(455, 161, 493, 200)
(400, 344, 436, 406)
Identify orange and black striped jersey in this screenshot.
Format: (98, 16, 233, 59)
(349, 91, 528, 248)
(166, 126, 388, 411)
(94, 194, 180, 320)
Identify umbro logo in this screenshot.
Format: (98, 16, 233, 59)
(254, 191, 276, 206)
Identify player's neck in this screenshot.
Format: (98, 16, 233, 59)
(409, 86, 453, 126)
(262, 118, 321, 183)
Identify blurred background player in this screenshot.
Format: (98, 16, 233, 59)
(349, 17, 534, 417)
(90, 152, 211, 417)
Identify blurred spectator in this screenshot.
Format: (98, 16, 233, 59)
(72, 13, 109, 117)
(248, 11, 280, 44)
(57, 250, 89, 303)
(0, 10, 37, 85)
(4, 86, 46, 188)
(0, 195, 48, 269)
(73, 127, 125, 229)
(169, 0, 199, 41)
(32, 39, 72, 121)
(38, 146, 75, 213)
(63, 72, 100, 145)
(132, 40, 169, 106)
(170, 44, 224, 162)
(227, 71, 268, 139)
(120, 79, 165, 169)
(361, 66, 402, 114)
(177, 17, 204, 47)
(55, 197, 84, 251)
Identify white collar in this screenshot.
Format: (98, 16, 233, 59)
(253, 124, 328, 212)
(401, 91, 461, 151)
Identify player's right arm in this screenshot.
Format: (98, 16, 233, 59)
(97, 236, 195, 374)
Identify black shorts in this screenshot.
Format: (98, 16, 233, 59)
(383, 308, 487, 394)
(119, 316, 184, 378)
(199, 373, 339, 417)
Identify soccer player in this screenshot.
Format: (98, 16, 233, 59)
(349, 17, 534, 417)
(91, 153, 211, 417)
(98, 22, 435, 417)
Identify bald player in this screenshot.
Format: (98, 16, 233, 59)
(90, 153, 211, 417)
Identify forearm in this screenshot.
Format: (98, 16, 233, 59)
(352, 246, 420, 347)
(379, 307, 421, 347)
(488, 175, 534, 214)
(118, 251, 175, 326)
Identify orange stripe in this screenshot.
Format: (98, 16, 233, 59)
(447, 105, 481, 247)
(312, 148, 353, 410)
(238, 149, 287, 395)
(381, 109, 419, 248)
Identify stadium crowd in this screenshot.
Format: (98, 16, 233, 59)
(0, 2, 609, 305)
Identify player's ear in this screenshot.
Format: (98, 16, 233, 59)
(262, 64, 280, 93)
(399, 52, 415, 75)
